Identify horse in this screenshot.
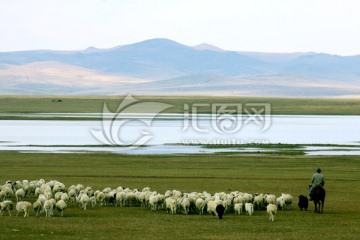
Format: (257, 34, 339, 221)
(309, 186, 326, 214)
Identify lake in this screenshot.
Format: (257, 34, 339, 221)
(0, 114, 359, 154)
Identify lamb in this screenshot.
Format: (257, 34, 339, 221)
(16, 201, 32, 217)
(298, 195, 309, 211)
(234, 203, 243, 215)
(0, 200, 13, 216)
(55, 200, 67, 217)
(267, 204, 277, 222)
(245, 202, 254, 216)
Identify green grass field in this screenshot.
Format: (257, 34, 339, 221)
(0, 152, 359, 239)
(1, 95, 360, 119)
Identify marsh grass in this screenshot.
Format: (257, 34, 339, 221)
(0, 152, 359, 239)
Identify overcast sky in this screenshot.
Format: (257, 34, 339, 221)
(1, 0, 360, 55)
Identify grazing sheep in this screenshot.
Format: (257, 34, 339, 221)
(253, 194, 264, 210)
(265, 194, 276, 205)
(216, 204, 225, 219)
(33, 200, 43, 217)
(195, 198, 206, 215)
(115, 191, 125, 207)
(0, 200, 14, 216)
(267, 204, 277, 222)
(54, 192, 63, 202)
(1, 186, 14, 200)
(234, 203, 243, 215)
(180, 197, 190, 215)
(68, 188, 77, 202)
(165, 197, 177, 215)
(79, 194, 90, 210)
(44, 199, 54, 217)
(245, 202, 254, 216)
(55, 200, 67, 217)
(282, 193, 293, 209)
(298, 195, 309, 211)
(207, 200, 222, 216)
(16, 201, 32, 217)
(60, 193, 69, 202)
(15, 189, 26, 202)
(89, 196, 97, 208)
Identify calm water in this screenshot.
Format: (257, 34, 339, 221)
(0, 114, 360, 154)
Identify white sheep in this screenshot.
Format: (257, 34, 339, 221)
(234, 203, 243, 215)
(15, 189, 26, 202)
(180, 197, 190, 215)
(79, 194, 89, 210)
(44, 199, 54, 217)
(267, 204, 277, 222)
(33, 200, 43, 217)
(207, 200, 222, 216)
(281, 193, 293, 209)
(89, 196, 96, 208)
(245, 202, 254, 216)
(1, 186, 13, 200)
(54, 192, 63, 201)
(195, 198, 206, 215)
(68, 188, 77, 202)
(253, 194, 264, 210)
(60, 193, 69, 202)
(16, 201, 32, 217)
(165, 197, 177, 215)
(0, 200, 13, 216)
(149, 194, 160, 211)
(265, 194, 276, 205)
(115, 191, 126, 207)
(55, 200, 67, 217)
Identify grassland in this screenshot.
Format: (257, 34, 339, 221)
(0, 152, 359, 240)
(1, 95, 360, 119)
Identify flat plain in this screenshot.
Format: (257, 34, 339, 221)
(1, 95, 360, 118)
(0, 152, 359, 240)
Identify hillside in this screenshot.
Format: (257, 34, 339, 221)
(0, 38, 359, 97)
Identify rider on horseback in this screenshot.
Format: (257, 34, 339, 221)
(309, 168, 324, 201)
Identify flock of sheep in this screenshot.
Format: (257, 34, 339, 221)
(0, 179, 294, 222)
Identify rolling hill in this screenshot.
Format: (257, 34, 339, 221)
(0, 38, 359, 97)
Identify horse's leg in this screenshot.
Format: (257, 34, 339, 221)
(321, 201, 324, 214)
(314, 201, 317, 213)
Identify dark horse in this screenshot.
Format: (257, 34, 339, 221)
(310, 186, 326, 214)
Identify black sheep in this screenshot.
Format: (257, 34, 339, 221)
(216, 204, 225, 219)
(298, 195, 309, 211)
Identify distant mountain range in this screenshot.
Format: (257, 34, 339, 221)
(1, 38, 360, 97)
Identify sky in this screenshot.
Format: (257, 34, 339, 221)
(1, 0, 360, 55)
